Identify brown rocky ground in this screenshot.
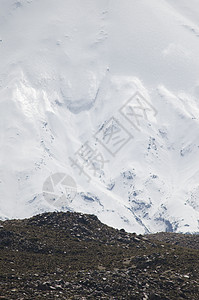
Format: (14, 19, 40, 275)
(0, 212, 199, 299)
(147, 232, 199, 250)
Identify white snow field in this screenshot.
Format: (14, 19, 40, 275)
(1, 0, 199, 233)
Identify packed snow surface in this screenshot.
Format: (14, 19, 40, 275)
(1, 0, 199, 233)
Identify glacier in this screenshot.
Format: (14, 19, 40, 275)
(0, 0, 199, 233)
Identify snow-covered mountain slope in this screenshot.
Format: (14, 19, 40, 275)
(1, 0, 199, 233)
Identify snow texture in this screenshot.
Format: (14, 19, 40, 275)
(1, 0, 199, 233)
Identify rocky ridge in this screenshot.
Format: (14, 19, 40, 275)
(0, 212, 199, 299)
